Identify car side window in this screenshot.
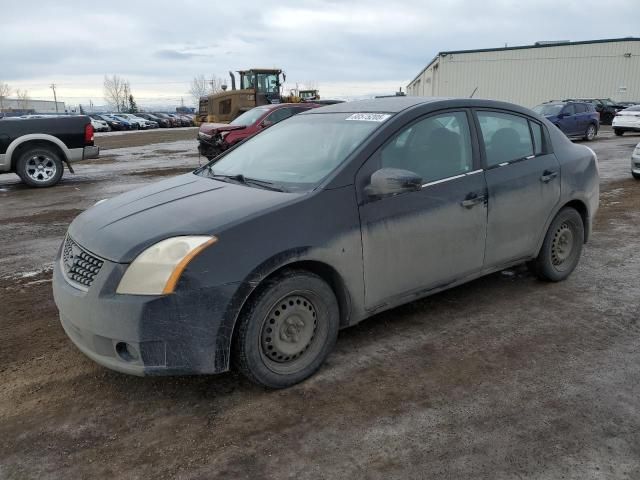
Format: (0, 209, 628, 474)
(529, 121, 543, 155)
(266, 108, 294, 124)
(574, 103, 587, 114)
(562, 104, 576, 116)
(380, 111, 473, 184)
(477, 111, 534, 167)
(290, 107, 312, 114)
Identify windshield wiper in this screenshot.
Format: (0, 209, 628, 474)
(207, 170, 286, 192)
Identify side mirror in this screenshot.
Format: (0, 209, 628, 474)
(364, 168, 423, 198)
(260, 119, 273, 128)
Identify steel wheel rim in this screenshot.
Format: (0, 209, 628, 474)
(26, 155, 56, 183)
(261, 294, 317, 363)
(259, 292, 327, 375)
(551, 222, 574, 267)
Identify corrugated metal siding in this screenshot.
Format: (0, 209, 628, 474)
(407, 40, 640, 107)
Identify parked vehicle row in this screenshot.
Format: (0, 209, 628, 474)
(88, 113, 195, 132)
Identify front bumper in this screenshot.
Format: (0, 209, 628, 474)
(197, 136, 226, 159)
(52, 245, 240, 376)
(632, 153, 640, 175)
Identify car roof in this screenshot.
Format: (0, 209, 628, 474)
(303, 97, 538, 116)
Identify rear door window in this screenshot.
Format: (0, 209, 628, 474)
(574, 103, 587, 114)
(477, 111, 534, 167)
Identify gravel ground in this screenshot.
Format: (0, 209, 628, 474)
(0, 127, 639, 479)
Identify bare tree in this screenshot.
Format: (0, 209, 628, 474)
(208, 76, 226, 94)
(15, 89, 30, 110)
(189, 74, 208, 103)
(189, 74, 226, 104)
(103, 75, 127, 112)
(0, 81, 10, 111)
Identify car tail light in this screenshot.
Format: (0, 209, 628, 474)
(84, 123, 94, 144)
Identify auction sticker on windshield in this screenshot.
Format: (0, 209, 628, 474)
(345, 113, 392, 122)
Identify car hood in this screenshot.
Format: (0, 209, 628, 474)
(199, 123, 246, 136)
(69, 173, 302, 263)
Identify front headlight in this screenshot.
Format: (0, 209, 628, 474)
(116, 236, 217, 295)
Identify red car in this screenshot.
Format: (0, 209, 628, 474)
(197, 103, 320, 160)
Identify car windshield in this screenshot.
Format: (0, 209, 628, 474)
(199, 112, 385, 192)
(533, 104, 563, 116)
(230, 107, 270, 126)
(623, 105, 640, 111)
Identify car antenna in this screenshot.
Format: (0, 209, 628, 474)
(469, 87, 478, 98)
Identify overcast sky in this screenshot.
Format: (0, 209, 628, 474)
(1, 0, 638, 108)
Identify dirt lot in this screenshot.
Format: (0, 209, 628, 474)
(1, 128, 639, 479)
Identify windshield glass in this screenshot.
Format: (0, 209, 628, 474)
(533, 104, 563, 116)
(199, 112, 385, 191)
(230, 107, 270, 126)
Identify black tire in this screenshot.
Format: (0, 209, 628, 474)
(530, 208, 584, 282)
(583, 123, 597, 141)
(614, 129, 624, 136)
(633, 172, 640, 180)
(233, 270, 339, 388)
(15, 145, 64, 187)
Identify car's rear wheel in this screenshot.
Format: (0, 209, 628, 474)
(233, 270, 339, 388)
(633, 172, 640, 180)
(16, 146, 64, 187)
(529, 208, 584, 282)
(614, 129, 624, 136)
(583, 123, 597, 141)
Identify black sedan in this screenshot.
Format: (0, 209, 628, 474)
(52, 98, 600, 388)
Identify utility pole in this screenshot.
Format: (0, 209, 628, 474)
(50, 84, 59, 113)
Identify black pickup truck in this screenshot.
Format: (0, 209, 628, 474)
(0, 116, 99, 187)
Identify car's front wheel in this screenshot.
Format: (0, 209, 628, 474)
(529, 207, 584, 282)
(633, 172, 640, 180)
(233, 270, 339, 388)
(583, 123, 597, 141)
(614, 129, 624, 136)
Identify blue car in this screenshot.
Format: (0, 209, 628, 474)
(533, 101, 599, 141)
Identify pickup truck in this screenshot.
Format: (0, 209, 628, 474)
(0, 116, 99, 187)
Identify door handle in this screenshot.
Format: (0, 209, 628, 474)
(540, 170, 558, 183)
(460, 193, 486, 209)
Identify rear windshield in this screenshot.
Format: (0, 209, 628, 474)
(230, 107, 270, 126)
(533, 104, 563, 116)
(199, 112, 386, 191)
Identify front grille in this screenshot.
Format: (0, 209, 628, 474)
(62, 236, 104, 289)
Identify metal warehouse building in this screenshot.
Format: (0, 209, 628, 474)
(407, 37, 640, 108)
(0, 98, 66, 114)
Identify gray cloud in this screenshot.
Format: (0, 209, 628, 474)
(0, 0, 637, 104)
